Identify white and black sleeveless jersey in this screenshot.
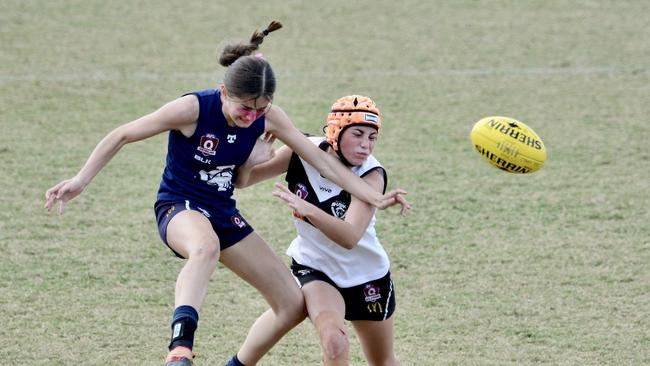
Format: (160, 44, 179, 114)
(285, 136, 390, 288)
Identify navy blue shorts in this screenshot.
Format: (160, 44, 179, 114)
(154, 200, 254, 258)
(291, 260, 396, 321)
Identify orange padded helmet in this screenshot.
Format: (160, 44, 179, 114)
(325, 95, 381, 151)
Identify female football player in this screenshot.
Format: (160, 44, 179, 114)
(44, 21, 408, 366)
(235, 95, 405, 365)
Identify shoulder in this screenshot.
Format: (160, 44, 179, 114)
(176, 93, 200, 110)
(170, 94, 200, 122)
(181, 89, 220, 114)
(156, 94, 200, 124)
(360, 167, 386, 194)
(264, 105, 291, 130)
(357, 155, 387, 193)
(185, 88, 220, 99)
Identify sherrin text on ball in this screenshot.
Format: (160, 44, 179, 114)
(470, 116, 546, 173)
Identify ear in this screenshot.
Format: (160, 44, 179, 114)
(219, 84, 227, 97)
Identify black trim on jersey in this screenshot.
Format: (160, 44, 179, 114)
(317, 140, 331, 152)
(285, 138, 387, 226)
(360, 166, 387, 194)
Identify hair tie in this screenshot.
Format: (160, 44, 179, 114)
(254, 52, 265, 60)
(262, 29, 269, 36)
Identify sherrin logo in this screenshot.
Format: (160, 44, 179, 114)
(486, 119, 543, 150)
(470, 116, 547, 174)
(474, 145, 530, 173)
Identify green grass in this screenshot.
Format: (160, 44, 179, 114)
(2, 0, 649, 365)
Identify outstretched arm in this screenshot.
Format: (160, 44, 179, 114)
(273, 168, 387, 249)
(44, 94, 199, 214)
(264, 105, 410, 210)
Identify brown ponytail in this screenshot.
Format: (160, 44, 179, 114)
(218, 21, 283, 100)
(218, 21, 283, 67)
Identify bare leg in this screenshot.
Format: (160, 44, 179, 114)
(351, 317, 400, 366)
(166, 210, 221, 309)
(220, 232, 306, 365)
(302, 281, 349, 366)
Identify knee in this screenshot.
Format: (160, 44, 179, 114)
(276, 291, 307, 328)
(186, 237, 220, 264)
(320, 325, 348, 360)
(316, 313, 348, 360)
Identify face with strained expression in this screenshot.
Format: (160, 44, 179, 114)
(337, 125, 378, 166)
(220, 87, 272, 127)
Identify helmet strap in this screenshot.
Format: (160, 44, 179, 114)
(335, 147, 355, 167)
(333, 125, 356, 167)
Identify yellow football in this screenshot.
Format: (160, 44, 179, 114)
(470, 116, 546, 173)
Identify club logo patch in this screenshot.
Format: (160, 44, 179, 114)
(330, 201, 347, 218)
(231, 214, 247, 228)
(295, 183, 309, 199)
(199, 165, 235, 191)
(197, 134, 219, 156)
(363, 283, 381, 302)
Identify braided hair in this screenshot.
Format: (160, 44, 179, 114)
(218, 21, 283, 100)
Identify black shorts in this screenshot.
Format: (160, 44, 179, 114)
(291, 260, 396, 321)
(154, 200, 254, 258)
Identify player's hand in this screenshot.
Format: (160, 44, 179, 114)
(378, 189, 411, 215)
(245, 132, 276, 167)
(44, 176, 86, 215)
(272, 183, 313, 217)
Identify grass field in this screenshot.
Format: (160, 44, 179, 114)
(2, 1, 649, 365)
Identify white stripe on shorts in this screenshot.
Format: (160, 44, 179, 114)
(383, 280, 393, 320)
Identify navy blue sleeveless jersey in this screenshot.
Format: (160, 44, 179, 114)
(156, 89, 265, 207)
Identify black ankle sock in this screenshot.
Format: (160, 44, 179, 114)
(169, 305, 199, 350)
(227, 354, 246, 366)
